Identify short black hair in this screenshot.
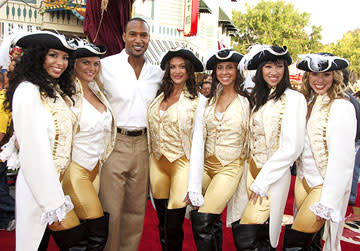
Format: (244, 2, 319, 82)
(124, 17, 150, 33)
(199, 80, 211, 89)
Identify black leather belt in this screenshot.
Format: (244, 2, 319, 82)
(117, 128, 147, 137)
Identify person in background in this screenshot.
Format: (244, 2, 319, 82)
(0, 75, 4, 90)
(341, 69, 360, 206)
(99, 17, 163, 251)
(9, 46, 22, 62)
(199, 74, 212, 97)
(2, 59, 17, 89)
(3, 31, 83, 251)
(231, 45, 306, 250)
(0, 73, 15, 232)
(148, 47, 203, 251)
(61, 39, 116, 250)
(283, 53, 356, 251)
(187, 49, 249, 251)
(1, 46, 22, 88)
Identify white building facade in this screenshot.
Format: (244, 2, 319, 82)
(0, 0, 85, 42)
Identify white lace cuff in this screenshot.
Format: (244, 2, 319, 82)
(309, 202, 342, 222)
(40, 195, 74, 225)
(0, 135, 20, 170)
(187, 191, 204, 207)
(250, 182, 268, 197)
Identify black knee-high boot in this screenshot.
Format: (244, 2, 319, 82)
(231, 223, 262, 251)
(310, 225, 324, 251)
(87, 212, 109, 251)
(166, 207, 186, 251)
(257, 223, 275, 251)
(213, 217, 223, 251)
(154, 199, 168, 250)
(283, 225, 316, 251)
(191, 210, 221, 251)
(51, 222, 88, 251)
(38, 227, 51, 251)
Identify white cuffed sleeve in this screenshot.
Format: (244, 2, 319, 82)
(310, 100, 356, 222)
(13, 82, 73, 224)
(0, 135, 20, 170)
(187, 93, 208, 207)
(40, 195, 74, 225)
(251, 90, 307, 196)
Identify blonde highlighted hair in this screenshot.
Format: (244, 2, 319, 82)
(94, 64, 104, 91)
(300, 70, 346, 104)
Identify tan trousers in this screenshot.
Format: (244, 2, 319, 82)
(240, 159, 270, 224)
(99, 133, 149, 251)
(292, 177, 325, 233)
(150, 155, 189, 209)
(199, 156, 243, 214)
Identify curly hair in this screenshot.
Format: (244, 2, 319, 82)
(207, 62, 248, 101)
(300, 70, 345, 104)
(156, 58, 197, 100)
(251, 59, 291, 112)
(4, 44, 76, 111)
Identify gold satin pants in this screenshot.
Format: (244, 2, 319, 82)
(240, 159, 270, 224)
(150, 154, 189, 209)
(199, 156, 243, 214)
(292, 177, 324, 233)
(49, 161, 103, 231)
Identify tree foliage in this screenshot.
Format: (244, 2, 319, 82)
(324, 29, 360, 76)
(232, 0, 323, 59)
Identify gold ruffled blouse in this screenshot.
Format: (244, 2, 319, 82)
(250, 93, 286, 168)
(40, 86, 77, 174)
(307, 94, 332, 178)
(204, 93, 250, 166)
(148, 88, 198, 162)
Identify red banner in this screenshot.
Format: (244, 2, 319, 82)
(290, 73, 302, 81)
(83, 0, 134, 57)
(183, 0, 199, 36)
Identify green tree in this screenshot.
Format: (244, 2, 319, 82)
(232, 0, 323, 59)
(324, 29, 360, 76)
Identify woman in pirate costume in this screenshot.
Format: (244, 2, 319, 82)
(186, 49, 250, 251)
(60, 39, 116, 250)
(231, 45, 307, 250)
(147, 47, 204, 251)
(283, 53, 356, 251)
(3, 31, 85, 250)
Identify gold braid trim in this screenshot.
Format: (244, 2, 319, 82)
(40, 89, 76, 175)
(307, 95, 331, 178)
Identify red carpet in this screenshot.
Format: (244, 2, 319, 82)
(1, 177, 359, 250)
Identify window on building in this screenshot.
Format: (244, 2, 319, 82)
(13, 0, 36, 3)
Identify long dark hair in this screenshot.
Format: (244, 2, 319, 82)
(156, 58, 197, 99)
(251, 59, 291, 112)
(4, 44, 76, 111)
(207, 62, 249, 101)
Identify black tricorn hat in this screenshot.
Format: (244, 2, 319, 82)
(160, 47, 204, 72)
(206, 49, 243, 70)
(244, 45, 292, 70)
(12, 30, 76, 53)
(296, 53, 349, 72)
(74, 39, 107, 59)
